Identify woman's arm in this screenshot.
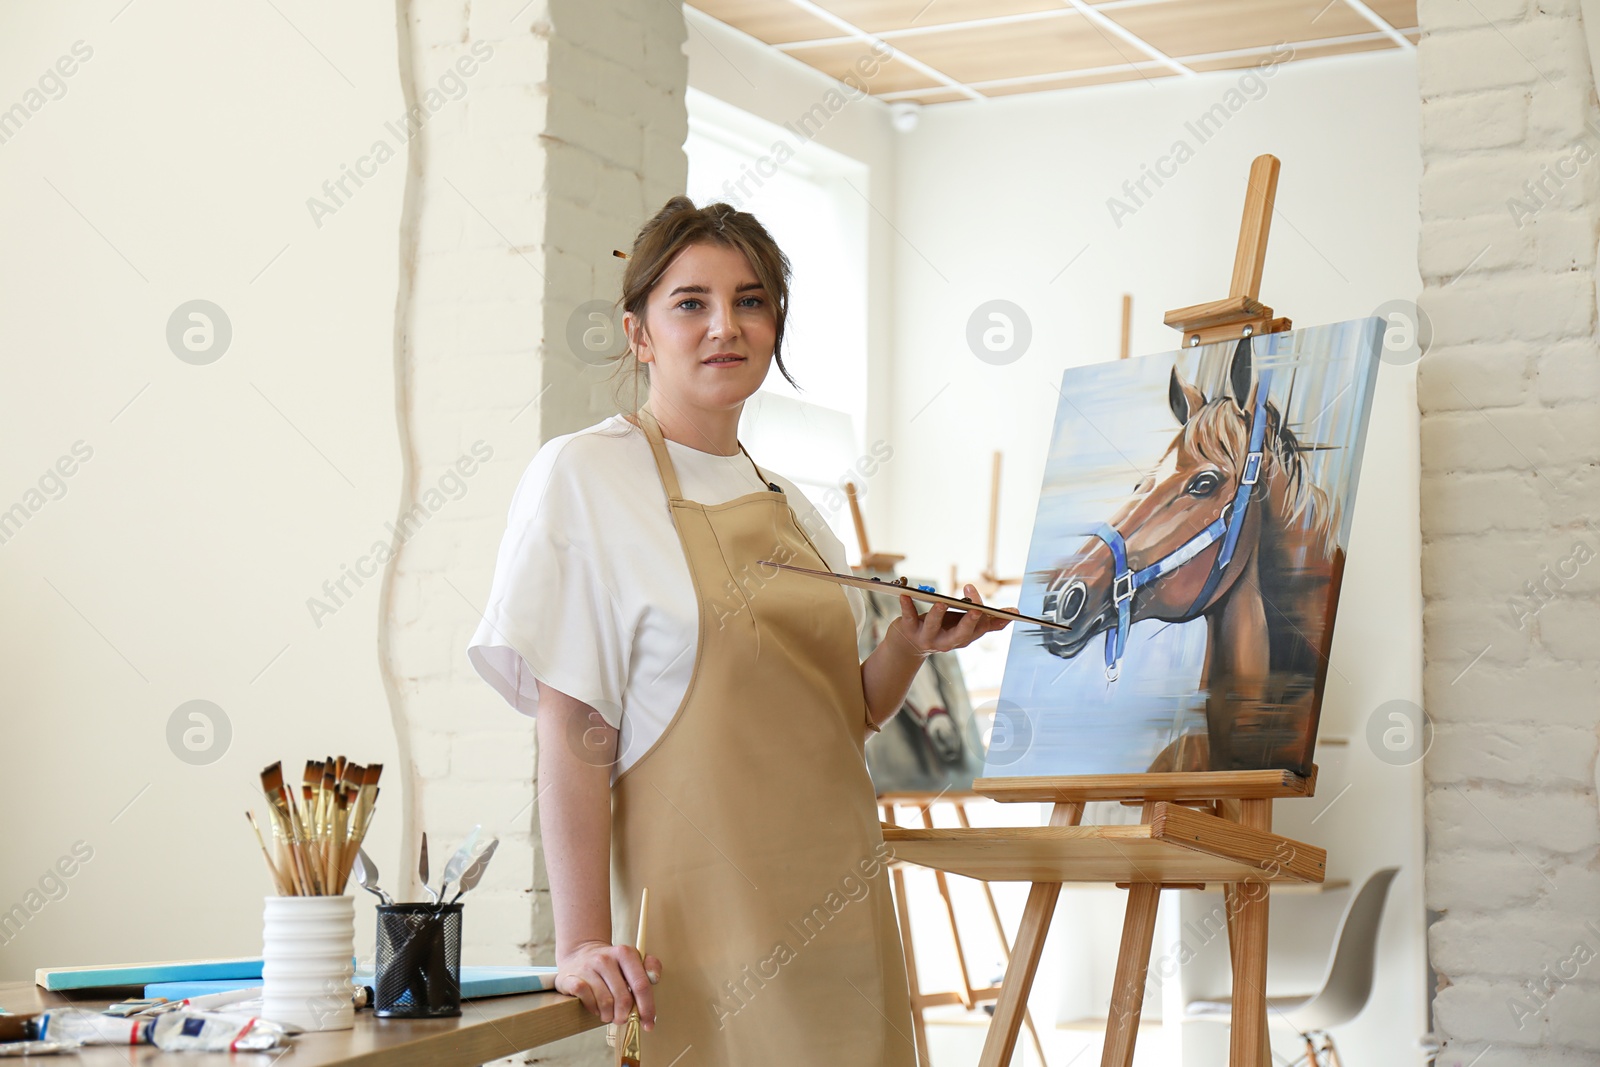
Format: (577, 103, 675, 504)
(861, 616, 928, 732)
(859, 584, 1013, 739)
(534, 681, 661, 1030)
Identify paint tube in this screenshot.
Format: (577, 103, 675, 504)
(150, 1011, 291, 1051)
(34, 1007, 153, 1045)
(33, 1007, 290, 1051)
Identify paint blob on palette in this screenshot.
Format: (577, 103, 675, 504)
(985, 318, 1384, 779)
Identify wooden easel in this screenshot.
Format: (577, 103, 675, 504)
(845, 481, 904, 573)
(884, 154, 1320, 1067)
(879, 793, 1050, 1067)
(844, 486, 1048, 1064)
(1119, 293, 1134, 361)
(883, 771, 1324, 1067)
(1163, 156, 1291, 347)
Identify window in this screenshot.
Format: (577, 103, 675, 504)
(685, 88, 872, 554)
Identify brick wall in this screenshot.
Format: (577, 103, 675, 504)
(1417, 0, 1600, 1060)
(386, 1, 686, 1062)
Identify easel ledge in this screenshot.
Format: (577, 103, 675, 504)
(884, 768, 1325, 888)
(973, 766, 1317, 804)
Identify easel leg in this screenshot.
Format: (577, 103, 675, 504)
(883, 802, 933, 1067)
(980, 880, 1062, 1067)
(921, 804, 976, 1009)
(1099, 801, 1162, 1067)
(953, 806, 1043, 1062)
(978, 802, 1082, 1067)
(1229, 799, 1273, 1067)
(1100, 882, 1160, 1067)
(962, 805, 1050, 1067)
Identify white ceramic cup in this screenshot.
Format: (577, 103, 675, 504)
(262, 894, 355, 1031)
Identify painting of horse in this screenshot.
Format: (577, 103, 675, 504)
(855, 569, 989, 795)
(981, 318, 1383, 779)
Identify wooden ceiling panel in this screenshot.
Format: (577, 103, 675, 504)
(689, 0, 850, 45)
(980, 67, 1181, 95)
(690, 0, 1416, 103)
(1183, 35, 1397, 71)
(794, 42, 944, 92)
(1115, 0, 1384, 57)
(1364, 0, 1419, 29)
(814, 0, 1068, 33)
(892, 14, 1153, 81)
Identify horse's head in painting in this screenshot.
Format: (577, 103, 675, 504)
(1039, 337, 1331, 681)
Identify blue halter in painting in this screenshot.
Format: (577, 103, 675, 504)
(1086, 364, 1274, 681)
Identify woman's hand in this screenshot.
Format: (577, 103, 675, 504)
(556, 938, 663, 1030)
(892, 583, 1014, 658)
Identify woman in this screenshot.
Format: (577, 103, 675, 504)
(467, 197, 1012, 1066)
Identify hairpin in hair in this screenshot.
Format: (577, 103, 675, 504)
(612, 249, 630, 260)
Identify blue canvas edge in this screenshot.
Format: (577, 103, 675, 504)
(144, 965, 558, 1000)
(38, 958, 268, 991)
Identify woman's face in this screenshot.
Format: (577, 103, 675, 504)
(625, 241, 776, 416)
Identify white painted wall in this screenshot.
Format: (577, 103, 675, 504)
(0, 15, 687, 1067)
(0, 1, 407, 982)
(1416, 0, 1600, 1061)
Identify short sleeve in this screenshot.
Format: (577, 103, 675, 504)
(467, 440, 633, 728)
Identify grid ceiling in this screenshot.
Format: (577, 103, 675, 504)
(688, 0, 1418, 103)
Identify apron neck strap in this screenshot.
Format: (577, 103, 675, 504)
(634, 406, 685, 501)
(635, 406, 786, 504)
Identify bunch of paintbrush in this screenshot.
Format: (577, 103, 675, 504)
(248, 758, 382, 895)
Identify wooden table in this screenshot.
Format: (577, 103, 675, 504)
(0, 980, 603, 1066)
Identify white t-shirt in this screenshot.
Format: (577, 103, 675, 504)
(467, 413, 866, 782)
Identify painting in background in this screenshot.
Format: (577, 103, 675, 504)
(856, 570, 988, 795)
(983, 319, 1384, 779)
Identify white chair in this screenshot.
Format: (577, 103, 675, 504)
(1184, 866, 1401, 1066)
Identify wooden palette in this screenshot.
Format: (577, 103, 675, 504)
(758, 561, 1072, 631)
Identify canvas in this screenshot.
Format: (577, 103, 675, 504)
(983, 319, 1384, 779)
(856, 570, 988, 795)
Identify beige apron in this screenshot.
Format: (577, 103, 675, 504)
(608, 406, 917, 1067)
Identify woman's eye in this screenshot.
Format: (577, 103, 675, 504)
(676, 298, 702, 310)
(1186, 473, 1219, 497)
(739, 296, 764, 308)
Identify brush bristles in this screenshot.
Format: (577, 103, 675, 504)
(254, 754, 381, 896)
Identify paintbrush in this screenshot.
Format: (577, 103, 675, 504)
(260, 761, 308, 894)
(334, 762, 361, 892)
(320, 760, 338, 887)
(255, 756, 381, 895)
(308, 760, 333, 890)
(354, 764, 382, 839)
(245, 811, 288, 895)
(614, 886, 648, 1067)
(301, 782, 325, 893)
